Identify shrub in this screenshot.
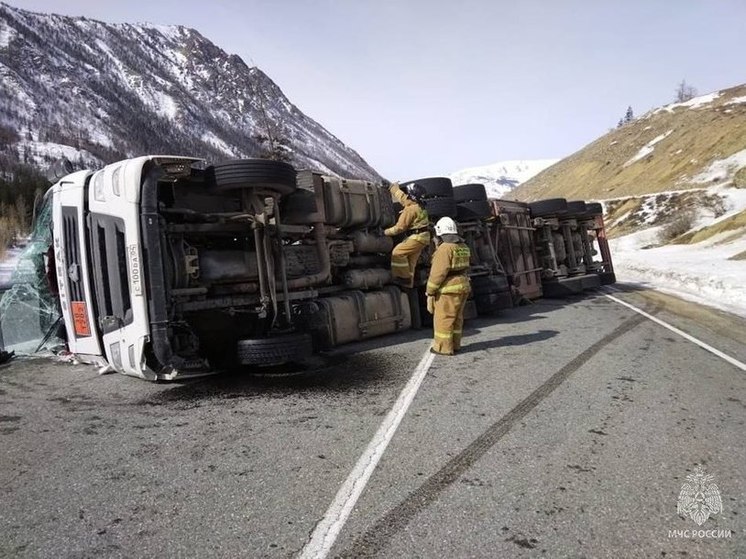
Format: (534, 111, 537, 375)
(658, 211, 696, 244)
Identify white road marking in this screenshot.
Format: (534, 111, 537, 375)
(298, 349, 436, 559)
(604, 289, 746, 372)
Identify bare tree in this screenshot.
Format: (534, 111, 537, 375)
(675, 80, 697, 103)
(248, 68, 291, 162)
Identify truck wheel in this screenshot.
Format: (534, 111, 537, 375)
(453, 183, 487, 203)
(424, 197, 457, 219)
(529, 198, 567, 217)
(542, 276, 584, 298)
(237, 333, 313, 366)
(599, 271, 616, 285)
(585, 202, 603, 216)
(471, 274, 510, 294)
(566, 200, 587, 216)
(402, 177, 453, 198)
(581, 273, 601, 290)
(407, 288, 423, 330)
(457, 200, 492, 221)
(210, 159, 297, 195)
(475, 291, 513, 315)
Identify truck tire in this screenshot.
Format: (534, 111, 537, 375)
(402, 177, 453, 199)
(542, 276, 584, 298)
(599, 271, 617, 285)
(407, 288, 423, 330)
(566, 200, 587, 216)
(471, 274, 510, 294)
(424, 197, 457, 219)
(211, 159, 297, 195)
(453, 183, 487, 203)
(237, 333, 313, 366)
(457, 200, 492, 221)
(585, 202, 603, 216)
(581, 273, 601, 290)
(529, 198, 567, 217)
(475, 291, 513, 315)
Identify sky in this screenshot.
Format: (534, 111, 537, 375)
(5, 0, 746, 179)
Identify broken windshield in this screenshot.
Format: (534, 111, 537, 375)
(0, 189, 64, 354)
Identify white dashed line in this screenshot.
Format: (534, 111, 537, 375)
(298, 348, 436, 559)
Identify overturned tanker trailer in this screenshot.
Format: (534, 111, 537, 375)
(0, 157, 614, 380)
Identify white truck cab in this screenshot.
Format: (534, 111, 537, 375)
(53, 156, 203, 379)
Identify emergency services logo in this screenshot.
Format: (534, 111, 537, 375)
(677, 466, 722, 526)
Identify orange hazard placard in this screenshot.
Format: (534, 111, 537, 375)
(70, 301, 91, 337)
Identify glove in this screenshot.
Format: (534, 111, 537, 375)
(426, 295, 435, 315)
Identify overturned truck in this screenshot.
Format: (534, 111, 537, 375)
(0, 157, 615, 380)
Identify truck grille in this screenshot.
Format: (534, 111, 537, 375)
(62, 207, 84, 302)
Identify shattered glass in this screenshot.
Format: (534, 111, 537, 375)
(0, 193, 64, 354)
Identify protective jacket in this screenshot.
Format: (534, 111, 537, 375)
(426, 240, 471, 296)
(384, 185, 430, 244)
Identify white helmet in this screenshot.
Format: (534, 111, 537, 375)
(434, 216, 458, 236)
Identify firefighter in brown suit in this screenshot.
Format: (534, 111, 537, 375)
(384, 182, 430, 288)
(426, 217, 471, 355)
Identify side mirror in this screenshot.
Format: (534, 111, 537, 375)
(45, 158, 74, 183)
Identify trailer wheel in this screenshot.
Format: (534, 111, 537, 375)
(585, 202, 603, 216)
(471, 274, 510, 294)
(542, 276, 584, 298)
(475, 291, 513, 315)
(237, 333, 313, 366)
(529, 198, 568, 217)
(424, 196, 457, 219)
(453, 183, 487, 203)
(581, 273, 601, 290)
(457, 200, 492, 221)
(566, 200, 587, 216)
(210, 159, 297, 195)
(402, 177, 453, 198)
(599, 271, 616, 285)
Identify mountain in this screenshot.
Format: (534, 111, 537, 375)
(513, 84, 746, 201)
(449, 159, 559, 198)
(0, 3, 380, 180)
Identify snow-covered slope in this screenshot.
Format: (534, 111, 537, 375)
(449, 159, 559, 198)
(0, 3, 380, 180)
(605, 183, 746, 317)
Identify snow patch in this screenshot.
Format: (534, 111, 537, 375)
(0, 19, 17, 48)
(725, 95, 746, 105)
(624, 130, 672, 167)
(201, 131, 237, 157)
(690, 149, 746, 184)
(448, 159, 559, 198)
(656, 91, 721, 114)
(609, 184, 746, 317)
(611, 232, 746, 318)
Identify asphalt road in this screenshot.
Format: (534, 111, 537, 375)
(1, 285, 745, 558)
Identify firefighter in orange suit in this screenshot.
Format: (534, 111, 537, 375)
(426, 217, 471, 355)
(384, 182, 430, 288)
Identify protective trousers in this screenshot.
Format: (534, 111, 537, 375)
(432, 292, 469, 354)
(391, 237, 427, 287)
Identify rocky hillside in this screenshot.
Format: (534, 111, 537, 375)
(513, 84, 746, 201)
(0, 3, 380, 180)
